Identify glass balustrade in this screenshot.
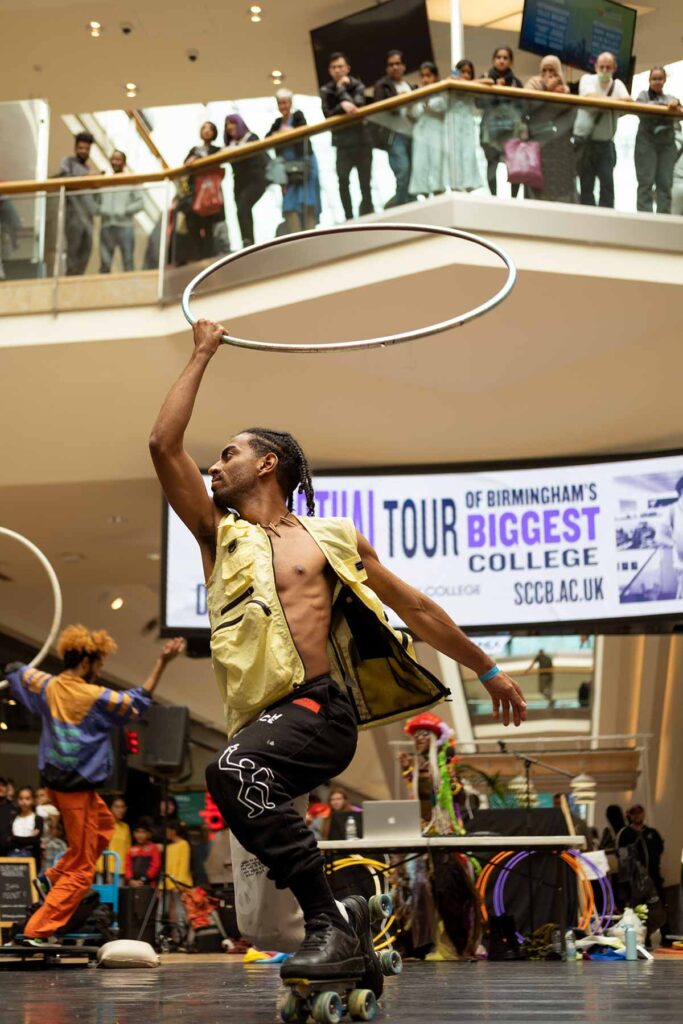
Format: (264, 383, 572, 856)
(1, 82, 680, 308)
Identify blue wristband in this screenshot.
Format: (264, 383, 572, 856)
(479, 665, 500, 683)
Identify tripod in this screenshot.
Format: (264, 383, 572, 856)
(136, 775, 186, 950)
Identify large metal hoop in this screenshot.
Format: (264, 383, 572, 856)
(181, 222, 516, 353)
(0, 527, 63, 690)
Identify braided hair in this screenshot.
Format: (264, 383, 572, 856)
(241, 428, 315, 516)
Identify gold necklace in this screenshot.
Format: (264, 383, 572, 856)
(261, 512, 298, 537)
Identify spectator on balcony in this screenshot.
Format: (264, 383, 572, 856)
(479, 47, 524, 197)
(224, 114, 269, 248)
(408, 62, 447, 197)
(99, 150, 143, 273)
(634, 67, 682, 214)
(524, 56, 577, 203)
(446, 59, 483, 192)
(374, 50, 415, 208)
(58, 131, 99, 275)
(0, 194, 22, 280)
(320, 52, 374, 220)
(184, 121, 227, 260)
(573, 52, 631, 208)
(525, 648, 554, 706)
(266, 89, 321, 233)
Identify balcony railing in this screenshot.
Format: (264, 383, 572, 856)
(1, 79, 680, 302)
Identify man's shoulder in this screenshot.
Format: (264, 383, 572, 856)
(612, 79, 630, 98)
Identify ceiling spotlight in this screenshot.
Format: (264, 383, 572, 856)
(249, 5, 262, 17)
(125, 82, 138, 98)
(250, 13, 262, 21)
(271, 69, 283, 78)
(88, 20, 103, 38)
(147, 552, 161, 561)
(111, 597, 124, 611)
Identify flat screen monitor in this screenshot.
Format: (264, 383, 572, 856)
(519, 0, 637, 79)
(310, 0, 434, 90)
(161, 449, 683, 636)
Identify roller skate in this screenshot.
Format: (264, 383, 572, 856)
(278, 897, 402, 1022)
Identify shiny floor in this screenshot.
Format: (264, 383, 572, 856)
(3, 957, 683, 1023)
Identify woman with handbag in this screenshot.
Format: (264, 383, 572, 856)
(184, 121, 227, 262)
(478, 47, 524, 197)
(224, 114, 269, 248)
(524, 56, 577, 203)
(266, 89, 321, 233)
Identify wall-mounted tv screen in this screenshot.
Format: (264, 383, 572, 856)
(310, 0, 434, 90)
(161, 450, 683, 637)
(519, 0, 637, 79)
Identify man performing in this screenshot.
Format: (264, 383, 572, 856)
(149, 319, 527, 986)
(6, 627, 184, 944)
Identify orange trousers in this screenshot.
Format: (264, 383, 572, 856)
(24, 788, 114, 938)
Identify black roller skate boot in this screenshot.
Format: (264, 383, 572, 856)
(343, 895, 384, 998)
(280, 913, 363, 982)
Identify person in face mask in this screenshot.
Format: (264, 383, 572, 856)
(573, 52, 632, 208)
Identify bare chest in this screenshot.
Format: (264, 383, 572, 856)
(269, 527, 330, 595)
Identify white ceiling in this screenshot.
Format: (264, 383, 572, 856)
(0, 0, 676, 117)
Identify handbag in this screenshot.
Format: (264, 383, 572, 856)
(191, 168, 225, 217)
(503, 138, 544, 190)
(284, 159, 305, 184)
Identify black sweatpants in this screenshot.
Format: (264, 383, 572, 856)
(205, 677, 357, 890)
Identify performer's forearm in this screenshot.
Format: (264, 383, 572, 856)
(400, 598, 494, 677)
(149, 351, 212, 453)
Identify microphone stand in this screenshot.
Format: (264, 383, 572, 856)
(498, 741, 575, 939)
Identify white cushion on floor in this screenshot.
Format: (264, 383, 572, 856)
(97, 939, 160, 968)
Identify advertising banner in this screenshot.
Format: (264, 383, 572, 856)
(162, 452, 683, 633)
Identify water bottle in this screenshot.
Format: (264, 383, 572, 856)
(550, 927, 563, 957)
(625, 925, 638, 961)
(345, 815, 358, 841)
(565, 929, 577, 961)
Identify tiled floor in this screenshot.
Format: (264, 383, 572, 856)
(3, 956, 683, 1023)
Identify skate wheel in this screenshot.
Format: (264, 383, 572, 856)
(280, 990, 307, 1023)
(348, 989, 378, 1021)
(368, 893, 392, 922)
(311, 991, 343, 1024)
(379, 949, 402, 976)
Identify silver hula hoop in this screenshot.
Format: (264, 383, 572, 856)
(0, 527, 63, 691)
(181, 222, 516, 353)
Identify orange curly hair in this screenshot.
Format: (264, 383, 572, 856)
(56, 624, 118, 660)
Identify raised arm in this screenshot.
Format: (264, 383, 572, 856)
(149, 320, 226, 572)
(357, 532, 527, 727)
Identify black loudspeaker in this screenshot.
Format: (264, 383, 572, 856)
(118, 886, 155, 942)
(142, 705, 189, 773)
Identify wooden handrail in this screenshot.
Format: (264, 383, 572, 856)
(1, 77, 680, 196)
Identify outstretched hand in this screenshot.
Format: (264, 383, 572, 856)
(482, 671, 527, 727)
(159, 637, 187, 663)
(193, 318, 228, 358)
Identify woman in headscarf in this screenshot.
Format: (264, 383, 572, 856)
(224, 114, 269, 248)
(266, 88, 322, 233)
(524, 55, 577, 203)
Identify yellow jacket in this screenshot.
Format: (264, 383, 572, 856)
(207, 514, 448, 739)
(96, 819, 131, 876)
(160, 838, 192, 890)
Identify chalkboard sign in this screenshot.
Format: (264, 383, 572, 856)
(0, 857, 36, 925)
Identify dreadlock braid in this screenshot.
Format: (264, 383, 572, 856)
(242, 428, 316, 516)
